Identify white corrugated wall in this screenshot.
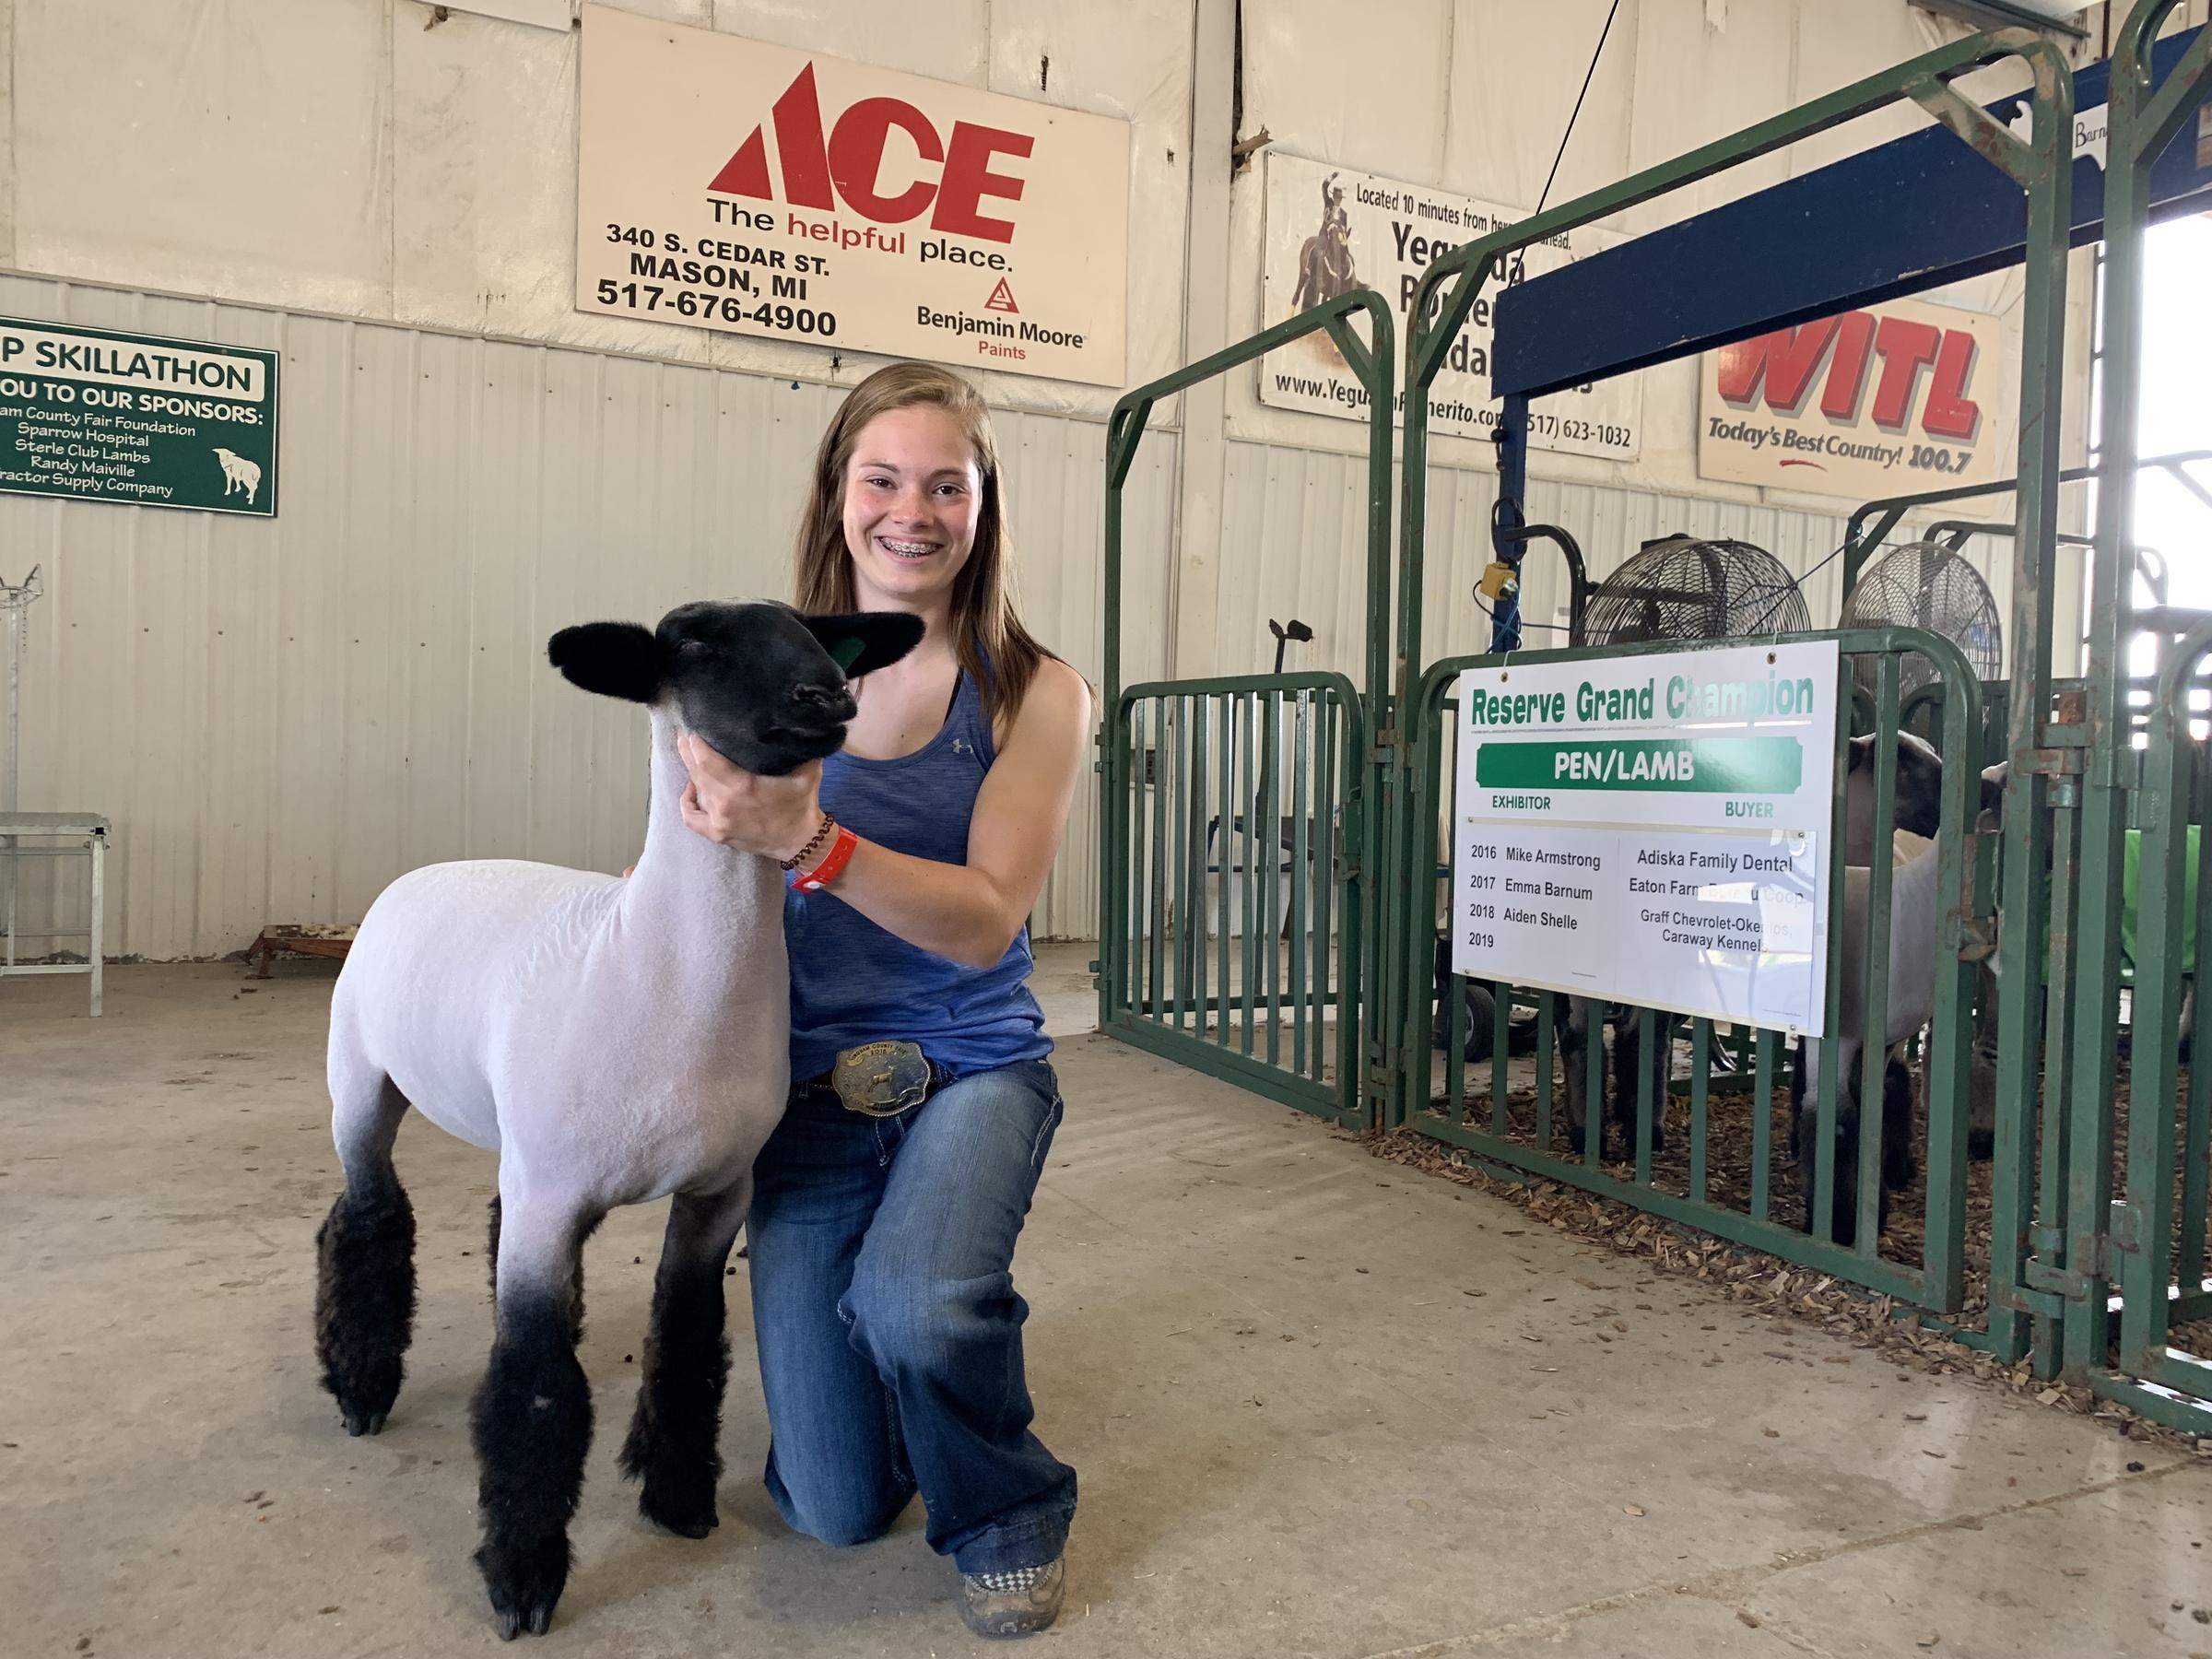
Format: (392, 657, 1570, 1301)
(1, 271, 2052, 959)
(0, 276, 1177, 959)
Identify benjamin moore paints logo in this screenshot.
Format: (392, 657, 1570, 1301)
(1714, 308, 1983, 443)
(707, 64, 1038, 245)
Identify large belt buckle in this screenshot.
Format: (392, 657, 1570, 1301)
(830, 1041, 931, 1118)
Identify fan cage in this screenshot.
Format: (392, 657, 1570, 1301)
(1840, 540, 2004, 698)
(1581, 538, 1811, 647)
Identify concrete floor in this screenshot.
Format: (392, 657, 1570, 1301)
(4, 943, 2210, 1659)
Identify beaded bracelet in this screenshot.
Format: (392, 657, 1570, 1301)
(779, 812, 838, 872)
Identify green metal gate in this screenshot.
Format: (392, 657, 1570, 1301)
(2113, 623, 2212, 1428)
(1403, 631, 1992, 1310)
(1092, 2, 2212, 1434)
(1096, 291, 1394, 1126)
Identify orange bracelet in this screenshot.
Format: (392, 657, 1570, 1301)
(790, 824, 859, 892)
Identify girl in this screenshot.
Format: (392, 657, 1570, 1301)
(676, 361, 1090, 1638)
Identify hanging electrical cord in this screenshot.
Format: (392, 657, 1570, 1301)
(1531, 0, 1623, 223)
(1473, 594, 1570, 637)
(1484, 0, 1624, 652)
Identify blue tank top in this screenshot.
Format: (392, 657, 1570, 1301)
(786, 663, 1052, 1080)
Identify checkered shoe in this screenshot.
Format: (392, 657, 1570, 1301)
(959, 1557, 1065, 1638)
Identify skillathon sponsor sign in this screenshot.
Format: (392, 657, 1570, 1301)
(1260, 151, 1643, 461)
(1697, 295, 2006, 498)
(576, 6, 1129, 385)
(0, 317, 277, 516)
(1451, 641, 1841, 1035)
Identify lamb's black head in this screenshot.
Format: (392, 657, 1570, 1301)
(546, 602, 925, 775)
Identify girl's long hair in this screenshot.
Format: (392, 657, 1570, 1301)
(794, 362, 1050, 730)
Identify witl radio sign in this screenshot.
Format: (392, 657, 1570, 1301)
(1697, 295, 2007, 498)
(576, 6, 1129, 385)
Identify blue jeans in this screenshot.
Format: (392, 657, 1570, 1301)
(746, 1056, 1077, 1575)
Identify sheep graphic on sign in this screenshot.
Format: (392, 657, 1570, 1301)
(213, 446, 262, 505)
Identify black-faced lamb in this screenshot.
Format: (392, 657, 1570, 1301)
(1790, 837, 1946, 1245)
(312, 599, 922, 1640)
(1555, 732, 1951, 1159)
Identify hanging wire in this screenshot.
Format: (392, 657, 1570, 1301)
(1532, 0, 1623, 222)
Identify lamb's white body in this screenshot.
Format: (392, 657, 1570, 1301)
(313, 596, 923, 1641)
(326, 712, 788, 1214)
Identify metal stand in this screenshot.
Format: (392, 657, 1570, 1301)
(0, 813, 108, 1016)
(2, 569, 109, 1015)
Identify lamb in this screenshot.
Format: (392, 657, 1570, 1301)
(1790, 839, 1947, 1246)
(1554, 731, 1952, 1157)
(312, 598, 922, 1640)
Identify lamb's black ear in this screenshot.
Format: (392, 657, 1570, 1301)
(801, 610, 927, 678)
(548, 622, 665, 702)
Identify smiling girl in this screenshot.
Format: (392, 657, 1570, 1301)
(675, 361, 1090, 1638)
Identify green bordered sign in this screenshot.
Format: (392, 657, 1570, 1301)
(1451, 640, 1841, 1035)
(0, 317, 278, 516)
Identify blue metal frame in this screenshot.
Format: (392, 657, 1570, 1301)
(1491, 27, 2211, 404)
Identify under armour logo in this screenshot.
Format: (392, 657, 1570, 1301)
(951, 737, 971, 755)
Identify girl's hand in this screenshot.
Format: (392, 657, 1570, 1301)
(677, 732, 825, 862)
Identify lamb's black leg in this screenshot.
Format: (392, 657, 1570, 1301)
(315, 1074, 416, 1438)
(621, 1182, 751, 1539)
(1880, 1052, 1918, 1194)
(473, 1201, 596, 1641)
(315, 1171, 417, 1437)
(1611, 1007, 1670, 1155)
(1560, 996, 1599, 1153)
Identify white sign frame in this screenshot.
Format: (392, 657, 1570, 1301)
(1696, 294, 2009, 500)
(576, 6, 1130, 385)
(1450, 641, 1841, 1035)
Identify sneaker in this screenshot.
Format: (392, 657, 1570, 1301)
(959, 1558, 1065, 1639)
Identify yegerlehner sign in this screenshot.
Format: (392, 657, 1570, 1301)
(1451, 641, 1841, 1035)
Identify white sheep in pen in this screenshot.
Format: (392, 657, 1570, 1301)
(312, 598, 921, 1640)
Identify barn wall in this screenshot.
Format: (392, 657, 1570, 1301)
(0, 0, 2111, 956)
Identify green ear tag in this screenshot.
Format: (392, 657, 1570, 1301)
(830, 637, 866, 672)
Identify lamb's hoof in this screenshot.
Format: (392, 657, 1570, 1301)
(641, 1489, 719, 1539)
(493, 1602, 553, 1641)
(342, 1407, 388, 1437)
(478, 1536, 567, 1641)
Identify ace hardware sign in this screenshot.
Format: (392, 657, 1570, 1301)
(577, 6, 1130, 385)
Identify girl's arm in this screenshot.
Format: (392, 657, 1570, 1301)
(677, 659, 1093, 969)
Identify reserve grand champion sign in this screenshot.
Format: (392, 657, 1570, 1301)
(1698, 294, 2007, 499)
(576, 6, 1129, 386)
(0, 318, 276, 516)
(1261, 152, 1642, 461)
(1451, 641, 1841, 1035)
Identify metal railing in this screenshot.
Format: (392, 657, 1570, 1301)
(1404, 629, 1992, 1312)
(1107, 676, 1365, 1122)
(1098, 289, 1395, 1124)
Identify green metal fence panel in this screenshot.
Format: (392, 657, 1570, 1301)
(1402, 629, 1989, 1313)
(2106, 619, 2212, 1431)
(1106, 675, 1367, 1124)
(1097, 291, 1395, 1125)
(2073, 0, 2212, 1435)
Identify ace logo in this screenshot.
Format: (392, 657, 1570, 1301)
(710, 64, 1037, 244)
